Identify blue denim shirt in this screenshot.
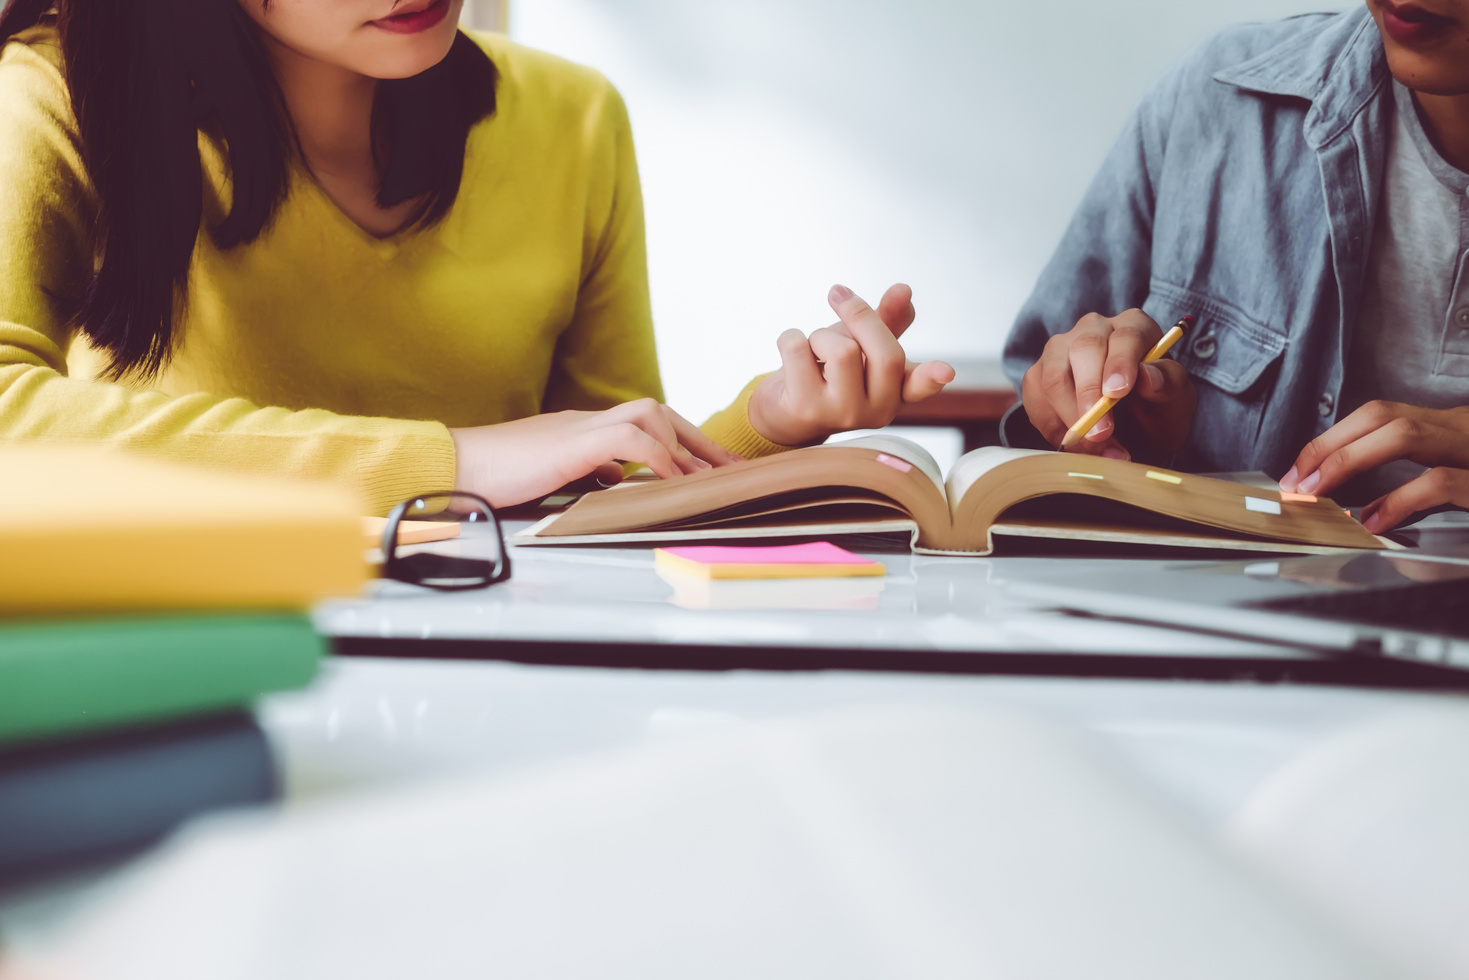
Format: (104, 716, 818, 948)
(1002, 8, 1391, 479)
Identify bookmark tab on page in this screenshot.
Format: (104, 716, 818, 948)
(1245, 497, 1282, 515)
(875, 454, 912, 474)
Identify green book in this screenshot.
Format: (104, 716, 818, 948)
(0, 613, 323, 745)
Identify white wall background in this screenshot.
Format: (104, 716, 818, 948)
(511, 1, 1349, 424)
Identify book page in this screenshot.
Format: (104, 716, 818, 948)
(944, 446, 1052, 518)
(823, 435, 945, 496)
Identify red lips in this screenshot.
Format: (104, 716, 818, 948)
(369, 0, 450, 35)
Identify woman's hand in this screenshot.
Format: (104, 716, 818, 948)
(748, 284, 956, 447)
(449, 398, 741, 508)
(1280, 401, 1469, 533)
(1020, 309, 1197, 460)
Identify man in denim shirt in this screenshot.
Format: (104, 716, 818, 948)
(1002, 2, 1469, 533)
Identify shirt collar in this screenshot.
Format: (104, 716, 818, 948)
(1212, 7, 1390, 149)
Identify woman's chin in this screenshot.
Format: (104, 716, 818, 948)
(351, 33, 459, 80)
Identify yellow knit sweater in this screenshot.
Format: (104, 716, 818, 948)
(0, 24, 783, 514)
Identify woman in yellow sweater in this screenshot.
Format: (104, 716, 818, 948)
(0, 0, 952, 514)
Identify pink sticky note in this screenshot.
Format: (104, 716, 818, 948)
(875, 453, 913, 473)
(1280, 492, 1318, 503)
(659, 542, 879, 566)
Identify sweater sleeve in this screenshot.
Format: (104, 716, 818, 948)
(0, 36, 456, 516)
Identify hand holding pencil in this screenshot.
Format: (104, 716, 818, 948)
(1060, 315, 1193, 450)
(1018, 309, 1200, 461)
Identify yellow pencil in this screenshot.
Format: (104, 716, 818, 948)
(1060, 315, 1193, 451)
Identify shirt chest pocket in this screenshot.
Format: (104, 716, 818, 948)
(1145, 280, 1288, 470)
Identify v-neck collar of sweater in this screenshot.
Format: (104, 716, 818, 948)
(293, 166, 426, 260)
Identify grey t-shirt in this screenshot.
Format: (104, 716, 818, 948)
(1343, 81, 1469, 503)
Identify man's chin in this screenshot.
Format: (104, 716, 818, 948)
(1383, 55, 1469, 97)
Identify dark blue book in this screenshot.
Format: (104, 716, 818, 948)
(0, 711, 277, 887)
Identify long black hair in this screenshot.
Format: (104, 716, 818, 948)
(0, 0, 497, 380)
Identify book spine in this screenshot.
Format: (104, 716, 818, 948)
(0, 613, 323, 744)
(0, 712, 277, 887)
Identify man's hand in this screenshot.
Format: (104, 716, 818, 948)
(1280, 401, 1469, 533)
(1020, 309, 1197, 460)
(748, 283, 955, 447)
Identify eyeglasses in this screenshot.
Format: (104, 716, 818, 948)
(380, 492, 511, 591)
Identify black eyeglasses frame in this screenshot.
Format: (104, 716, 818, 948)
(380, 491, 512, 591)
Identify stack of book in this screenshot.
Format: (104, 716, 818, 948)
(0, 444, 366, 886)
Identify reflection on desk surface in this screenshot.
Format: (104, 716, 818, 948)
(317, 522, 1306, 659)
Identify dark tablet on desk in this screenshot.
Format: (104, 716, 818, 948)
(1008, 551, 1469, 674)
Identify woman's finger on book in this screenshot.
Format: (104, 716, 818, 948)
(661, 406, 742, 467)
(828, 284, 905, 408)
(1361, 466, 1469, 533)
(597, 398, 704, 476)
(587, 422, 682, 481)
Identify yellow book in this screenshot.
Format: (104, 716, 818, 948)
(0, 444, 366, 612)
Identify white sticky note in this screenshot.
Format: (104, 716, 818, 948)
(1245, 497, 1282, 516)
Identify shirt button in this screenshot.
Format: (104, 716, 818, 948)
(1318, 392, 1335, 417)
(1456, 306, 1469, 328)
(1192, 337, 1217, 359)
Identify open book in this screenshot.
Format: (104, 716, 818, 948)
(512, 436, 1388, 556)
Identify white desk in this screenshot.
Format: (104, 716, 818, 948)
(318, 526, 1462, 686)
(263, 657, 1457, 826)
(5, 535, 1469, 977)
(295, 528, 1469, 814)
